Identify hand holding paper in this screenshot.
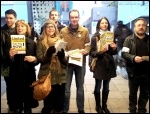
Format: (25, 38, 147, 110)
(55, 40, 67, 53)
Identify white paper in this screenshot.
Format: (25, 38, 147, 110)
(68, 49, 83, 67)
(55, 40, 68, 53)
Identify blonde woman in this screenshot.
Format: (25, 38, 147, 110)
(36, 20, 67, 113)
(6, 20, 39, 113)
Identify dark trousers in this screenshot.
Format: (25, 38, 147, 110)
(42, 83, 66, 113)
(128, 75, 149, 113)
(94, 79, 111, 93)
(4, 77, 14, 110)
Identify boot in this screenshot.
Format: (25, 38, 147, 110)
(94, 92, 103, 113)
(102, 91, 110, 113)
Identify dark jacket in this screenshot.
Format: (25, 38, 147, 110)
(1, 24, 16, 69)
(5, 37, 39, 108)
(29, 28, 40, 41)
(90, 32, 117, 80)
(114, 25, 132, 48)
(40, 21, 65, 35)
(122, 34, 149, 77)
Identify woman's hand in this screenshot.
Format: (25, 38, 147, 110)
(110, 42, 117, 50)
(100, 44, 108, 53)
(24, 56, 37, 63)
(9, 48, 18, 59)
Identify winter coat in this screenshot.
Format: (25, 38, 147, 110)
(36, 38, 67, 85)
(90, 32, 117, 80)
(6, 37, 39, 108)
(122, 34, 149, 77)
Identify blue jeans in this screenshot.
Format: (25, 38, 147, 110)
(63, 64, 86, 112)
(94, 79, 111, 93)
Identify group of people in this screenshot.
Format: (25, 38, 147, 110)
(1, 8, 149, 114)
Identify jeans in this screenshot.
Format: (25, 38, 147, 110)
(63, 64, 86, 112)
(94, 79, 111, 93)
(128, 75, 149, 113)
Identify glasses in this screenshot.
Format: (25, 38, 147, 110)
(46, 26, 54, 29)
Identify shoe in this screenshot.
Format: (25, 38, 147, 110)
(78, 110, 85, 113)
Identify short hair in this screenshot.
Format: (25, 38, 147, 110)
(15, 20, 31, 37)
(69, 9, 80, 19)
(5, 9, 17, 18)
(96, 17, 111, 31)
(117, 20, 123, 25)
(49, 9, 59, 17)
(134, 17, 147, 26)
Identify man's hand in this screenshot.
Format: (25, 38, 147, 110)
(134, 56, 143, 63)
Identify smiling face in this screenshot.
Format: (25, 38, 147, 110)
(45, 23, 56, 37)
(16, 22, 27, 35)
(99, 18, 109, 31)
(15, 20, 31, 37)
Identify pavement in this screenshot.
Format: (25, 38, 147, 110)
(1, 62, 149, 113)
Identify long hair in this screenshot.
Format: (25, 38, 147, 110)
(96, 17, 111, 32)
(41, 19, 59, 49)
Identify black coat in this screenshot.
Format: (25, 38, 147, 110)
(90, 32, 117, 80)
(8, 38, 39, 108)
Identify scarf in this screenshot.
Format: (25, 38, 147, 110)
(42, 36, 61, 74)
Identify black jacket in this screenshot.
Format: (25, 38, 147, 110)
(90, 32, 117, 80)
(114, 25, 132, 48)
(122, 34, 149, 77)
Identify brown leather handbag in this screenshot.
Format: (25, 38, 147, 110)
(31, 73, 51, 101)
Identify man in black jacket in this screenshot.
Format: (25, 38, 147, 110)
(1, 9, 17, 113)
(40, 9, 65, 34)
(122, 18, 149, 113)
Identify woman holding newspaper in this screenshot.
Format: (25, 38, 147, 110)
(90, 17, 117, 113)
(5, 20, 39, 113)
(36, 19, 67, 113)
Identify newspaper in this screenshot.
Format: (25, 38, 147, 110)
(68, 49, 83, 67)
(55, 40, 68, 53)
(98, 31, 114, 52)
(11, 35, 26, 54)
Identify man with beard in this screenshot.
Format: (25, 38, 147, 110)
(122, 18, 149, 113)
(40, 9, 65, 34)
(1, 9, 17, 113)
